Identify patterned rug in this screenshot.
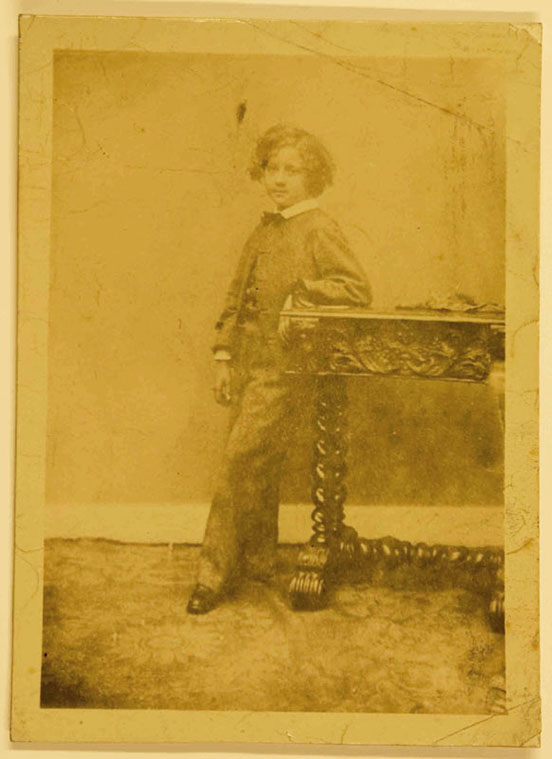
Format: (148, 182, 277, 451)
(41, 539, 505, 713)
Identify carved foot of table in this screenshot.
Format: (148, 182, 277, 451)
(289, 526, 366, 608)
(289, 373, 347, 610)
(489, 591, 505, 633)
(289, 543, 331, 610)
(489, 565, 505, 633)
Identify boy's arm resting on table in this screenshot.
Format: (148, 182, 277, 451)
(278, 222, 370, 344)
(296, 223, 371, 307)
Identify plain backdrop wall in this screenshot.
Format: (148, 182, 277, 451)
(46, 51, 504, 507)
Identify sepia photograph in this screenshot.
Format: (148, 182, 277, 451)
(12, 14, 540, 746)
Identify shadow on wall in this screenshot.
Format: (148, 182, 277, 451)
(281, 376, 503, 507)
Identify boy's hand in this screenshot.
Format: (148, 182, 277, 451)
(214, 361, 232, 406)
(278, 293, 294, 346)
(279, 286, 314, 346)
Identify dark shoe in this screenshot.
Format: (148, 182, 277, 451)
(186, 584, 219, 615)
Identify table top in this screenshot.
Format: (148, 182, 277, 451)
(281, 306, 505, 326)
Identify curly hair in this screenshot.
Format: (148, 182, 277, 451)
(249, 124, 335, 197)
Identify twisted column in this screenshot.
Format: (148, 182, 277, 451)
(310, 374, 348, 545)
(289, 375, 349, 609)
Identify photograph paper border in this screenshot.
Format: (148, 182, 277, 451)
(12, 14, 540, 746)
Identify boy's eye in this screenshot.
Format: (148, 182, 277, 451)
(265, 164, 303, 175)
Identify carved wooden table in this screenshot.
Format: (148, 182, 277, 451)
(282, 307, 506, 632)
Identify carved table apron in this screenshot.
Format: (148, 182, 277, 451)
(282, 308, 506, 632)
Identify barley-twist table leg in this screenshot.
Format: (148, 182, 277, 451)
(289, 375, 351, 609)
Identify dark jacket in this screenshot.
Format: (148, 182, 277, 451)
(213, 208, 371, 354)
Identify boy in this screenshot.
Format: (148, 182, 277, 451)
(187, 124, 371, 614)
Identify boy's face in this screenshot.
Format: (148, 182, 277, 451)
(262, 146, 311, 210)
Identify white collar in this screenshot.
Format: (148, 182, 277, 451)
(277, 198, 319, 219)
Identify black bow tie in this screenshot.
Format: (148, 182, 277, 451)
(261, 211, 285, 225)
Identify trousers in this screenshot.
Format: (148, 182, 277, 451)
(196, 327, 311, 592)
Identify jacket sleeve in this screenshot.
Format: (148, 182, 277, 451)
(212, 242, 253, 355)
(297, 222, 371, 307)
